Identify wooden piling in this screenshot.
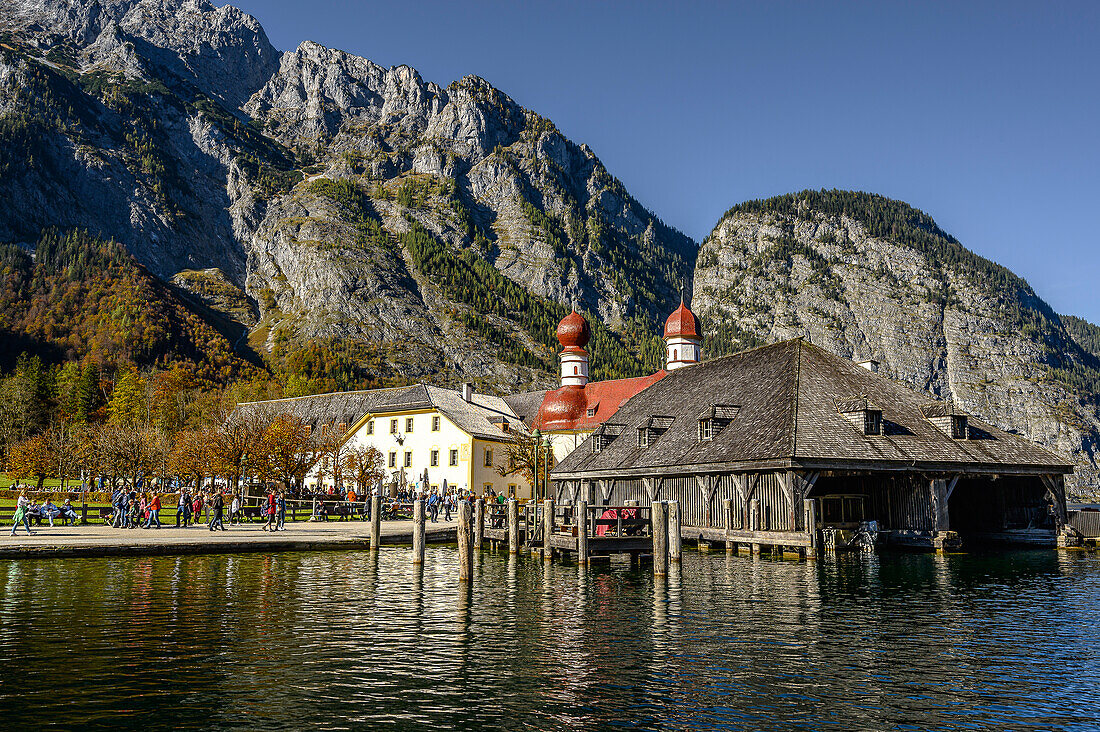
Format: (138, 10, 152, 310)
(651, 501, 668, 576)
(412, 498, 425, 564)
(577, 500, 589, 565)
(749, 497, 761, 555)
(722, 498, 734, 554)
(803, 498, 817, 560)
(667, 500, 682, 562)
(370, 495, 381, 550)
(458, 500, 473, 582)
(474, 499, 484, 550)
(507, 498, 519, 554)
(542, 498, 555, 561)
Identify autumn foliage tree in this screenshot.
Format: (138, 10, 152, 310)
(5, 433, 52, 489)
(346, 445, 385, 495)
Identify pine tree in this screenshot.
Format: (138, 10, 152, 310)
(108, 369, 147, 426)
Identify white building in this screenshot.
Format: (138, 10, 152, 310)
(242, 383, 533, 498)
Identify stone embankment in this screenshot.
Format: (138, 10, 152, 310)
(0, 520, 456, 559)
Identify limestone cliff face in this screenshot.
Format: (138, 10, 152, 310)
(693, 191, 1100, 493)
(0, 0, 694, 390)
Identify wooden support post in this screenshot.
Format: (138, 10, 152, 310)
(412, 498, 425, 564)
(749, 497, 761, 555)
(542, 498, 554, 561)
(507, 498, 519, 554)
(474, 499, 484, 550)
(803, 498, 817, 560)
(370, 495, 381, 550)
(577, 499, 589, 565)
(458, 500, 473, 582)
(667, 500, 682, 563)
(723, 498, 734, 554)
(652, 501, 668, 576)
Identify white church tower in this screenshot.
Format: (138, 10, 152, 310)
(664, 297, 702, 370)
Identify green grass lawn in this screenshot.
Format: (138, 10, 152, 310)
(0, 473, 69, 489)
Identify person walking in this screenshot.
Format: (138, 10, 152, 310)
(229, 493, 240, 526)
(208, 491, 225, 531)
(177, 491, 189, 527)
(262, 490, 277, 531)
(147, 493, 161, 529)
(276, 492, 286, 531)
(10, 492, 34, 536)
(111, 488, 124, 528)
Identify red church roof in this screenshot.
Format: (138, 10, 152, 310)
(534, 371, 666, 431)
(557, 309, 591, 349)
(664, 299, 701, 340)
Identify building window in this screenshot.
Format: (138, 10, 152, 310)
(484, 483, 493, 494)
(406, 417, 414, 433)
(431, 449, 439, 467)
(432, 415, 440, 431)
(864, 410, 882, 436)
(338, 422, 347, 433)
(699, 419, 713, 441)
(388, 452, 396, 468)
(951, 415, 968, 439)
(404, 451, 412, 468)
(450, 449, 459, 467)
(484, 448, 494, 467)
(390, 419, 398, 434)
(508, 484, 517, 497)
(638, 429, 650, 448)
(586, 407, 596, 417)
(574, 366, 578, 375)
(367, 420, 374, 435)
(673, 348, 678, 361)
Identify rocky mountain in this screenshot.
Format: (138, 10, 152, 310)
(0, 0, 694, 392)
(693, 190, 1100, 494)
(2, 2, 1098, 491)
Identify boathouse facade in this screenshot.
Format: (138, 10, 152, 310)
(549, 339, 1074, 551)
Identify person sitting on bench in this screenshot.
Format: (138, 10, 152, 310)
(58, 499, 80, 526)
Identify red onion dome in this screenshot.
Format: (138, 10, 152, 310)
(664, 300, 701, 340)
(536, 386, 587, 430)
(557, 309, 591, 349)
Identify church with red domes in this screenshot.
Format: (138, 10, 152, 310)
(515, 299, 704, 462)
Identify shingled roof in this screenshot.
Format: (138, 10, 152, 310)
(552, 339, 1073, 478)
(237, 384, 525, 442)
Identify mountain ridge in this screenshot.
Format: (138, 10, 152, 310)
(1, 1, 1098, 492)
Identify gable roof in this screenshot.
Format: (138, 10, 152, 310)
(552, 339, 1072, 477)
(237, 384, 525, 442)
(503, 390, 547, 428)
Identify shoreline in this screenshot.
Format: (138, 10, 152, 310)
(0, 519, 457, 560)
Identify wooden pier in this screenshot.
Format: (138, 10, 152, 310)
(479, 499, 655, 565)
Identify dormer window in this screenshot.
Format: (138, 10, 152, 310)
(921, 401, 969, 440)
(586, 407, 596, 418)
(591, 423, 624, 453)
(697, 405, 738, 441)
(836, 397, 882, 436)
(638, 416, 673, 448)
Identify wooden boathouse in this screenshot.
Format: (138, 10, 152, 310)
(549, 339, 1075, 554)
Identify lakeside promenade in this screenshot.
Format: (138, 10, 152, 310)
(0, 518, 457, 559)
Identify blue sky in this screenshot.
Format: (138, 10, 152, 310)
(229, 1, 1100, 323)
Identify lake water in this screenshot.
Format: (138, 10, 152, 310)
(1, 547, 1098, 731)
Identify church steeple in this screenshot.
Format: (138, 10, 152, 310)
(556, 309, 590, 387)
(663, 295, 702, 370)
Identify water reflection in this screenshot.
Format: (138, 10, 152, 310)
(0, 549, 1099, 730)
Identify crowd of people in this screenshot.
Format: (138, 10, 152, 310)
(7, 482, 517, 536)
